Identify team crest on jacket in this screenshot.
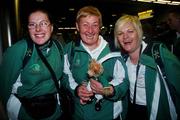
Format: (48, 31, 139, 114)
(74, 59, 80, 67)
(29, 64, 40, 73)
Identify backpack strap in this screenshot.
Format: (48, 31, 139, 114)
(143, 42, 167, 81)
(22, 39, 33, 68)
(53, 39, 64, 61)
(143, 42, 154, 57)
(68, 39, 80, 68)
(152, 43, 167, 81)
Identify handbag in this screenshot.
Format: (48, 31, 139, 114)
(15, 93, 57, 119)
(36, 44, 74, 120)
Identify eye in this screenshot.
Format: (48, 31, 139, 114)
(28, 23, 36, 28)
(127, 29, 134, 33)
(117, 32, 123, 36)
(40, 21, 49, 27)
(82, 23, 88, 27)
(92, 24, 98, 28)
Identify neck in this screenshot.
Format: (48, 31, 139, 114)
(129, 46, 141, 64)
(87, 38, 101, 51)
(37, 40, 52, 50)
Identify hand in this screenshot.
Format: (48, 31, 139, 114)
(103, 86, 114, 97)
(90, 79, 114, 97)
(77, 84, 94, 104)
(90, 79, 104, 95)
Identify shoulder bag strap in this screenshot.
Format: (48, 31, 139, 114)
(35, 45, 60, 94)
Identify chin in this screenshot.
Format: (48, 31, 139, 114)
(35, 41, 46, 45)
(123, 47, 131, 52)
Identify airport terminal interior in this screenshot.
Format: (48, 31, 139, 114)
(0, 0, 180, 58)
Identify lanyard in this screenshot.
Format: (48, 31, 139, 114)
(133, 45, 142, 105)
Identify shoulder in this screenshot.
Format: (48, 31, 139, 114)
(116, 55, 127, 68)
(64, 41, 79, 54)
(1, 39, 29, 66)
(63, 41, 72, 53)
(101, 52, 125, 66)
(12, 39, 27, 47)
(64, 41, 73, 48)
(4, 39, 27, 55)
(142, 41, 164, 57)
(52, 39, 64, 51)
(159, 42, 179, 63)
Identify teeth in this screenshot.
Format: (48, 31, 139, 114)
(35, 34, 44, 37)
(87, 35, 93, 39)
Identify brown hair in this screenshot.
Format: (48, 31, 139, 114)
(76, 6, 102, 27)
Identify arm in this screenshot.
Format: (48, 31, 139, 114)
(107, 59, 129, 101)
(61, 54, 78, 93)
(62, 54, 93, 104)
(0, 41, 25, 106)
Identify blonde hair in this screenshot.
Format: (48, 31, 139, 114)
(76, 6, 102, 27)
(114, 14, 143, 48)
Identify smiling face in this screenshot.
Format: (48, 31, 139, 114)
(114, 15, 143, 57)
(76, 15, 101, 50)
(28, 11, 53, 45)
(116, 22, 141, 54)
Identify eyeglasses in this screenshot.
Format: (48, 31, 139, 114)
(28, 20, 50, 29)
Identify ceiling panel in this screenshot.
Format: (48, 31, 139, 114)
(20, 0, 180, 30)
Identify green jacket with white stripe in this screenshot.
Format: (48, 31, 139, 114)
(63, 36, 129, 120)
(0, 38, 64, 120)
(126, 42, 180, 120)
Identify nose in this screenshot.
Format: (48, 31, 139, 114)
(123, 33, 128, 39)
(87, 26, 93, 33)
(35, 24, 41, 31)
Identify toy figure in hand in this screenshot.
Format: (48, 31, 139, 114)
(87, 59, 112, 111)
(87, 59, 103, 106)
(88, 59, 103, 80)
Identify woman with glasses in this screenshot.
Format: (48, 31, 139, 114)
(0, 8, 64, 120)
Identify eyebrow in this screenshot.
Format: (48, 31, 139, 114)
(28, 20, 49, 23)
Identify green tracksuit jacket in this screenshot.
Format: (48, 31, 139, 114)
(126, 42, 180, 120)
(0, 38, 64, 120)
(63, 37, 129, 120)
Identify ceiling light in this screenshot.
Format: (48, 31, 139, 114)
(155, 0, 171, 3)
(169, 1, 180, 5)
(136, 0, 180, 5)
(137, 0, 155, 2)
(112, 14, 117, 17)
(138, 10, 153, 20)
(61, 17, 66, 20)
(36, 0, 44, 2)
(69, 8, 75, 11)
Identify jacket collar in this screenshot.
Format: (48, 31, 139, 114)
(140, 41, 157, 70)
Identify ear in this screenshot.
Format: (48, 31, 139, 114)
(76, 22, 79, 31)
(51, 25, 54, 33)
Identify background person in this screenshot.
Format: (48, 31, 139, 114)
(0, 8, 64, 120)
(114, 14, 180, 120)
(166, 8, 180, 60)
